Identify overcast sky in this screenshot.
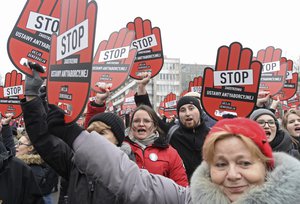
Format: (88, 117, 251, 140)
(1, 0, 299, 76)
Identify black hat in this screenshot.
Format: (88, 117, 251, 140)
(177, 96, 203, 116)
(88, 112, 125, 146)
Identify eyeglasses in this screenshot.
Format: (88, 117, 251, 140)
(132, 119, 153, 125)
(16, 141, 31, 146)
(256, 120, 276, 127)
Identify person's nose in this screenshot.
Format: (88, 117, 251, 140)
(226, 165, 241, 181)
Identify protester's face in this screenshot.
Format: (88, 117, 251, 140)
(96, 122, 118, 145)
(210, 137, 266, 202)
(255, 115, 277, 142)
(286, 113, 300, 137)
(178, 104, 200, 128)
(131, 110, 155, 140)
(16, 136, 32, 156)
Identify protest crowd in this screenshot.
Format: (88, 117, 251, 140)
(1, 0, 300, 203)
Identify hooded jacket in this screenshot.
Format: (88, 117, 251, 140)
(0, 142, 44, 204)
(73, 131, 300, 204)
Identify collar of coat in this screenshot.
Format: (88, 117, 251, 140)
(190, 152, 300, 203)
(17, 154, 44, 165)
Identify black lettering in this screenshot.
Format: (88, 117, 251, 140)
(61, 36, 66, 55)
(35, 16, 43, 29)
(79, 25, 84, 47)
(242, 72, 248, 83)
(52, 20, 59, 32)
(147, 36, 153, 46)
(234, 72, 240, 83)
(227, 72, 233, 83)
(220, 73, 226, 84)
(44, 17, 52, 31)
(72, 30, 77, 50)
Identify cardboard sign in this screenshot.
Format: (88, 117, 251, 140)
(121, 89, 136, 114)
(0, 70, 25, 118)
(163, 92, 177, 118)
(201, 42, 262, 121)
(278, 58, 298, 101)
(7, 0, 62, 78)
(127, 17, 164, 79)
(158, 101, 165, 117)
(47, 0, 97, 124)
(253, 46, 287, 96)
(285, 93, 300, 109)
(91, 28, 137, 93)
(188, 76, 203, 93)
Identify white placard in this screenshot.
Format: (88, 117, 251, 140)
(4, 85, 23, 97)
(99, 46, 130, 62)
(262, 61, 280, 73)
(26, 11, 59, 35)
(57, 20, 88, 61)
(165, 100, 176, 108)
(131, 34, 157, 51)
(213, 70, 253, 86)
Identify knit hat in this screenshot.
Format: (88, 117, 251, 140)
(88, 112, 125, 146)
(208, 117, 274, 169)
(177, 96, 202, 116)
(249, 109, 279, 129)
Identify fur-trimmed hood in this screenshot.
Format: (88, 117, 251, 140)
(190, 152, 300, 203)
(17, 154, 44, 165)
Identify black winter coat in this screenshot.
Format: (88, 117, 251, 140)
(0, 142, 44, 204)
(21, 97, 122, 204)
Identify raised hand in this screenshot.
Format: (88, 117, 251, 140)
(253, 46, 287, 96)
(47, 0, 97, 124)
(0, 70, 25, 119)
(92, 28, 137, 93)
(7, 0, 61, 78)
(127, 17, 164, 79)
(201, 42, 262, 120)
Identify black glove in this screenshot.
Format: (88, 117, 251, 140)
(25, 63, 44, 96)
(47, 104, 84, 147)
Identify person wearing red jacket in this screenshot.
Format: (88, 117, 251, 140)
(125, 104, 188, 187)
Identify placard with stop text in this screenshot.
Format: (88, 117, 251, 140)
(91, 28, 137, 93)
(188, 76, 203, 94)
(158, 101, 165, 117)
(163, 92, 177, 118)
(47, 0, 97, 124)
(7, 0, 62, 78)
(201, 42, 262, 121)
(284, 93, 300, 110)
(127, 17, 164, 79)
(253, 46, 287, 96)
(0, 70, 25, 119)
(121, 89, 136, 114)
(277, 58, 298, 101)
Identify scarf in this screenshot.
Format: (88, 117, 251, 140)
(129, 131, 159, 150)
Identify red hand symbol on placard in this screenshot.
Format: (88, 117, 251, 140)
(47, 0, 97, 124)
(91, 28, 137, 93)
(127, 17, 164, 79)
(7, 0, 61, 78)
(278, 57, 298, 100)
(254, 46, 287, 96)
(0, 70, 25, 119)
(201, 42, 262, 121)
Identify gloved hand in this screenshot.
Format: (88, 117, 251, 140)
(25, 63, 44, 96)
(47, 104, 84, 147)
